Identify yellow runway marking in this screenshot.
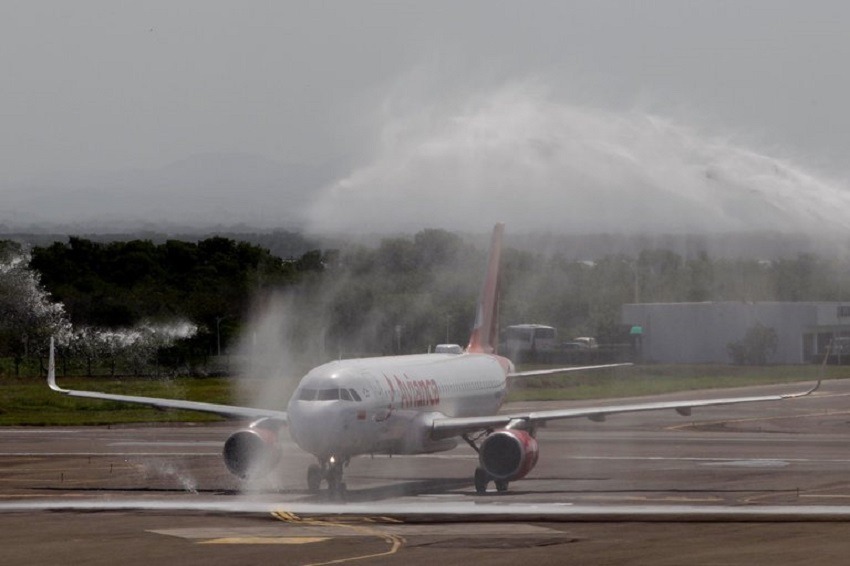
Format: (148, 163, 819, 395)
(271, 511, 405, 566)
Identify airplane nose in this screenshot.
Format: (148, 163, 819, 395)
(288, 401, 340, 456)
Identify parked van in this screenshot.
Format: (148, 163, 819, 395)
(502, 324, 557, 361)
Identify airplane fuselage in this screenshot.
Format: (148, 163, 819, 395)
(286, 352, 514, 459)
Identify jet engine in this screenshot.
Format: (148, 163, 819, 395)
(222, 418, 283, 478)
(478, 428, 539, 481)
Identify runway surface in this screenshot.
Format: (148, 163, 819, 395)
(2, 378, 850, 564)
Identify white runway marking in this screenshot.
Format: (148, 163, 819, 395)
(109, 441, 222, 447)
(0, 430, 86, 434)
(701, 459, 790, 468)
(0, 452, 219, 457)
(568, 455, 850, 464)
(3, 499, 850, 521)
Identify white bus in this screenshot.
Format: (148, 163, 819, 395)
(502, 324, 557, 361)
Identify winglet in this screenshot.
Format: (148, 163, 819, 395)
(47, 337, 66, 393)
(467, 223, 504, 354)
(782, 379, 820, 399)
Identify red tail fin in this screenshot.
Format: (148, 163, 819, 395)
(467, 223, 504, 354)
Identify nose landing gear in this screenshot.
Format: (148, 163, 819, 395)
(307, 455, 349, 497)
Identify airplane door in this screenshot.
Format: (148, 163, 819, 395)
(362, 370, 394, 425)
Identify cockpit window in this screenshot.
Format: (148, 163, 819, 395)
(317, 388, 340, 401)
(298, 388, 317, 401)
(299, 387, 362, 402)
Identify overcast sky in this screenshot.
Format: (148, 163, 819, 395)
(4, 1, 850, 234)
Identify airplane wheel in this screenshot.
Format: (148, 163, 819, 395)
(328, 478, 346, 499)
(495, 480, 509, 492)
(326, 463, 346, 499)
(307, 464, 322, 493)
(474, 467, 489, 494)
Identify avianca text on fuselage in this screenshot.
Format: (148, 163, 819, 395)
(384, 374, 440, 409)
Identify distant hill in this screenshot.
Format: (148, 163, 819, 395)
(1, 152, 331, 233)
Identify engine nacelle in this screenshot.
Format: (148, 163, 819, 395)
(222, 418, 283, 479)
(479, 428, 539, 481)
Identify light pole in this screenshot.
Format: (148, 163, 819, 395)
(215, 316, 227, 357)
(632, 259, 640, 304)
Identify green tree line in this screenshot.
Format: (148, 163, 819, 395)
(31, 236, 310, 328)
(1, 237, 326, 377)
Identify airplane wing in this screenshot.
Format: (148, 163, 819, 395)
(429, 380, 820, 439)
(47, 339, 287, 422)
(508, 362, 632, 378)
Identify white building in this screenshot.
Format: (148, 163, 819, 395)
(621, 302, 850, 364)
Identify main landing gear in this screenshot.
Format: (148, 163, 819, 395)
(473, 467, 509, 494)
(307, 455, 349, 497)
(464, 432, 511, 495)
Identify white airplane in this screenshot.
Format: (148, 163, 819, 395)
(48, 224, 819, 496)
